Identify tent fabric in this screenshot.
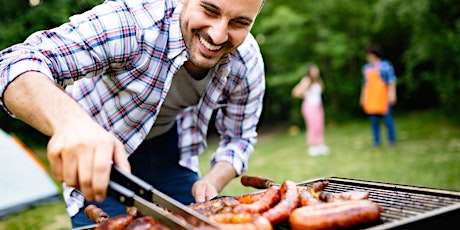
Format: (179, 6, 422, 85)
(0, 129, 60, 218)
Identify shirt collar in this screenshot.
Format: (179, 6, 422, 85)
(168, 2, 187, 60)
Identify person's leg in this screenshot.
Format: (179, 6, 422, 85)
(383, 105, 396, 145)
(370, 114, 380, 146)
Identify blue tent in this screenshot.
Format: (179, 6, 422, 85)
(0, 129, 60, 218)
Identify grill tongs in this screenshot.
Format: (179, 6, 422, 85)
(108, 165, 220, 230)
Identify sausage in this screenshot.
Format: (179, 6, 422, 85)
(298, 190, 324, 206)
(209, 213, 273, 230)
(240, 175, 275, 189)
(262, 180, 299, 225)
(233, 186, 280, 213)
(235, 192, 264, 204)
(95, 214, 134, 230)
(289, 200, 382, 230)
(85, 204, 109, 224)
(318, 191, 369, 202)
(188, 196, 240, 216)
(124, 216, 171, 230)
(297, 180, 330, 198)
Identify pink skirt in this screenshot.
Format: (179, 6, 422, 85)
(301, 101, 325, 146)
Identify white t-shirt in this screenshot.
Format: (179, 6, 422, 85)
(304, 82, 322, 105)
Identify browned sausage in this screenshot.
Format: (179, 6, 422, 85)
(235, 192, 264, 204)
(262, 180, 299, 225)
(289, 200, 382, 230)
(233, 186, 280, 213)
(240, 175, 275, 189)
(298, 190, 324, 206)
(95, 214, 134, 230)
(124, 216, 171, 230)
(85, 204, 109, 224)
(209, 213, 273, 230)
(318, 190, 369, 202)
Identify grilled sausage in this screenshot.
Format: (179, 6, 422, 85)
(240, 175, 275, 189)
(85, 204, 109, 224)
(233, 186, 280, 213)
(298, 190, 324, 206)
(318, 190, 369, 202)
(124, 216, 171, 230)
(262, 180, 299, 225)
(209, 213, 273, 230)
(235, 192, 264, 204)
(95, 214, 134, 230)
(289, 200, 382, 230)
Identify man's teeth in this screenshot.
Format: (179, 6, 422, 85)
(199, 36, 222, 51)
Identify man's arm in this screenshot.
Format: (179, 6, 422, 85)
(192, 161, 236, 203)
(4, 72, 130, 202)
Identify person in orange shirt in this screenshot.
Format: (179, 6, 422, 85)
(360, 45, 397, 147)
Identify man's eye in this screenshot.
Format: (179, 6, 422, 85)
(232, 20, 250, 27)
(203, 7, 218, 16)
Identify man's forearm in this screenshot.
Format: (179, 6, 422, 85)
(3, 72, 94, 136)
(202, 161, 237, 192)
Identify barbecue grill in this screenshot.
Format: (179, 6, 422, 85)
(276, 177, 460, 230)
(76, 177, 460, 229)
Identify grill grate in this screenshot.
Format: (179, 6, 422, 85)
(276, 177, 460, 230)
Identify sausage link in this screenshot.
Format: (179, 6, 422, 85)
(262, 180, 299, 225)
(124, 216, 171, 230)
(298, 190, 324, 206)
(95, 214, 134, 230)
(233, 186, 280, 213)
(210, 213, 273, 230)
(240, 175, 275, 189)
(85, 204, 109, 224)
(235, 192, 264, 204)
(289, 200, 381, 230)
(318, 191, 369, 202)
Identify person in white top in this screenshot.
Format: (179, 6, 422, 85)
(292, 63, 329, 156)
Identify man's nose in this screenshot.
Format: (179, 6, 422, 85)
(208, 20, 229, 45)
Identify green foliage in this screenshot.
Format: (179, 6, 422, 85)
(253, 0, 460, 124)
(1, 0, 460, 143)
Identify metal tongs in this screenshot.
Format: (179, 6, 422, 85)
(108, 165, 220, 230)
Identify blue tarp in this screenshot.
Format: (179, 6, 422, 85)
(0, 129, 60, 218)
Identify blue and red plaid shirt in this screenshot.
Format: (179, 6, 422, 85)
(0, 0, 265, 176)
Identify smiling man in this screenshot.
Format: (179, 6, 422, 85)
(0, 0, 265, 227)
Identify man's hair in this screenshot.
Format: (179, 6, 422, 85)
(365, 44, 382, 58)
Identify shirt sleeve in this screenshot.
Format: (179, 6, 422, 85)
(212, 42, 265, 175)
(0, 0, 138, 115)
(381, 60, 397, 84)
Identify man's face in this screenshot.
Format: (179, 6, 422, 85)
(180, 0, 263, 70)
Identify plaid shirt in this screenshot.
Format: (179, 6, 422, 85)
(0, 0, 265, 175)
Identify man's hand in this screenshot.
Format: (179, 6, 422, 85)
(191, 161, 236, 203)
(192, 180, 219, 203)
(47, 120, 131, 202)
(3, 72, 131, 202)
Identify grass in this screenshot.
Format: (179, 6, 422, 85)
(1, 109, 459, 229)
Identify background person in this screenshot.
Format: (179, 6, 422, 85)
(292, 63, 329, 156)
(0, 0, 266, 227)
(360, 45, 397, 147)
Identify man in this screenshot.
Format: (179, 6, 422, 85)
(360, 45, 397, 147)
(0, 0, 265, 227)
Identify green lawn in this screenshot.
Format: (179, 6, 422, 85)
(1, 109, 459, 229)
